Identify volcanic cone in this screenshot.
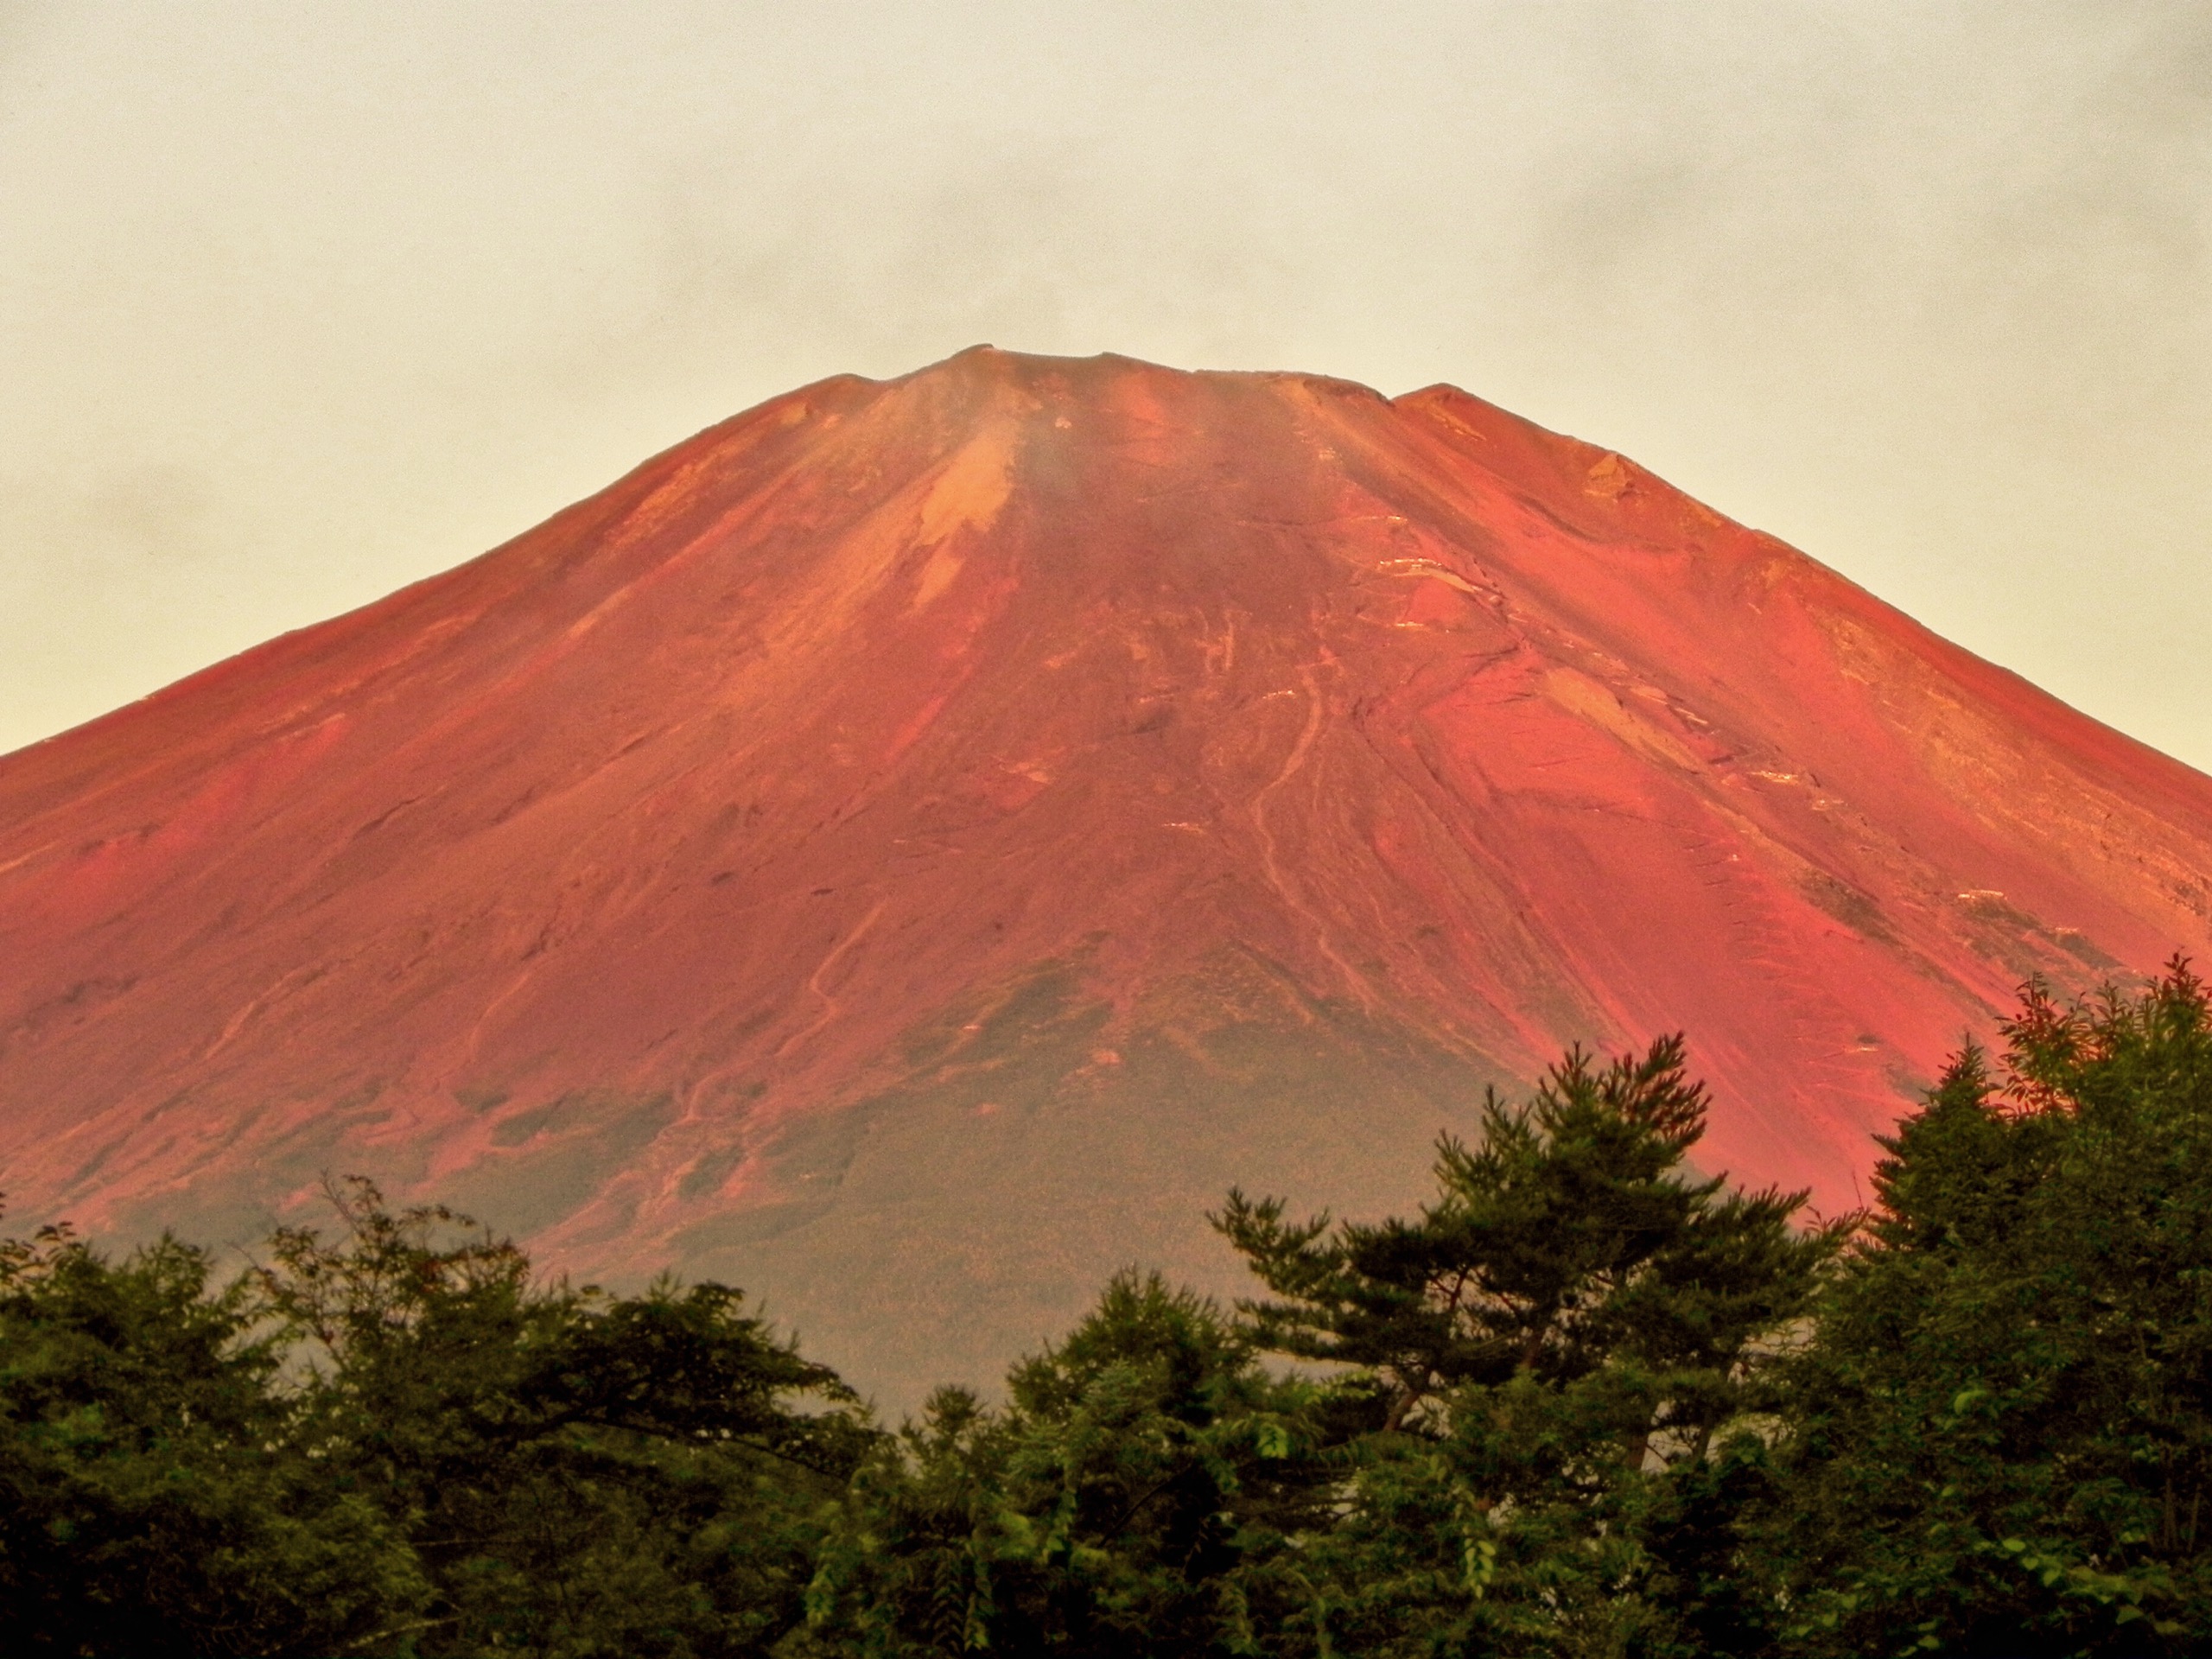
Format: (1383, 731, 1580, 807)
(5, 348, 2209, 1395)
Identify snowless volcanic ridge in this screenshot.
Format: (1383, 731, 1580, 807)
(5, 347, 2212, 1398)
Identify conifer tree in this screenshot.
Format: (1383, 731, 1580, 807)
(1764, 963, 2212, 1655)
(1217, 1037, 1846, 1656)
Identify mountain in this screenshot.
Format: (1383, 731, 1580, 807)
(4, 348, 2209, 1399)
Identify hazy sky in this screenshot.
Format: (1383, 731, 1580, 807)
(3, 2, 2208, 767)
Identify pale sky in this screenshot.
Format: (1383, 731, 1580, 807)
(3, 2, 2208, 768)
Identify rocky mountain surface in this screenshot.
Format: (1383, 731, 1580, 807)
(6, 348, 2209, 1397)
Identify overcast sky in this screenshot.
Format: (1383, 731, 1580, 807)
(3, 2, 2208, 767)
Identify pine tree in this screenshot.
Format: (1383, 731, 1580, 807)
(1216, 1037, 1846, 1656)
(1764, 963, 2212, 1656)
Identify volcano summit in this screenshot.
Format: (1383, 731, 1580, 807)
(4, 349, 2210, 1395)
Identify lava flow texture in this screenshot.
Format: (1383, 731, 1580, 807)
(4, 349, 2209, 1396)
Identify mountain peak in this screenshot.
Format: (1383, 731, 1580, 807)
(3, 354, 2208, 1399)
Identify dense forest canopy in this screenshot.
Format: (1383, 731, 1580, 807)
(6, 968, 2210, 1656)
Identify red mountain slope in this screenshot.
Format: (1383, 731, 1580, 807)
(4, 348, 2209, 1397)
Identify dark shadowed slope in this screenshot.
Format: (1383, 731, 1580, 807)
(4, 349, 2209, 1398)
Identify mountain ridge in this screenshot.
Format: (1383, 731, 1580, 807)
(4, 346, 2208, 1397)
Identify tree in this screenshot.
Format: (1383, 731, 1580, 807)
(1217, 1037, 1846, 1656)
(253, 1178, 872, 1658)
(802, 1271, 1336, 1656)
(1764, 963, 2212, 1655)
(0, 1178, 870, 1658)
(35, 976, 2212, 1656)
(0, 1214, 420, 1657)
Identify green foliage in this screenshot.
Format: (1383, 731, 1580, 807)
(802, 1271, 1336, 1656)
(1763, 962, 2212, 1656)
(13, 976, 2212, 1655)
(0, 1219, 421, 1656)
(1217, 1037, 1845, 1656)
(0, 1179, 868, 1657)
(256, 1179, 872, 1657)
